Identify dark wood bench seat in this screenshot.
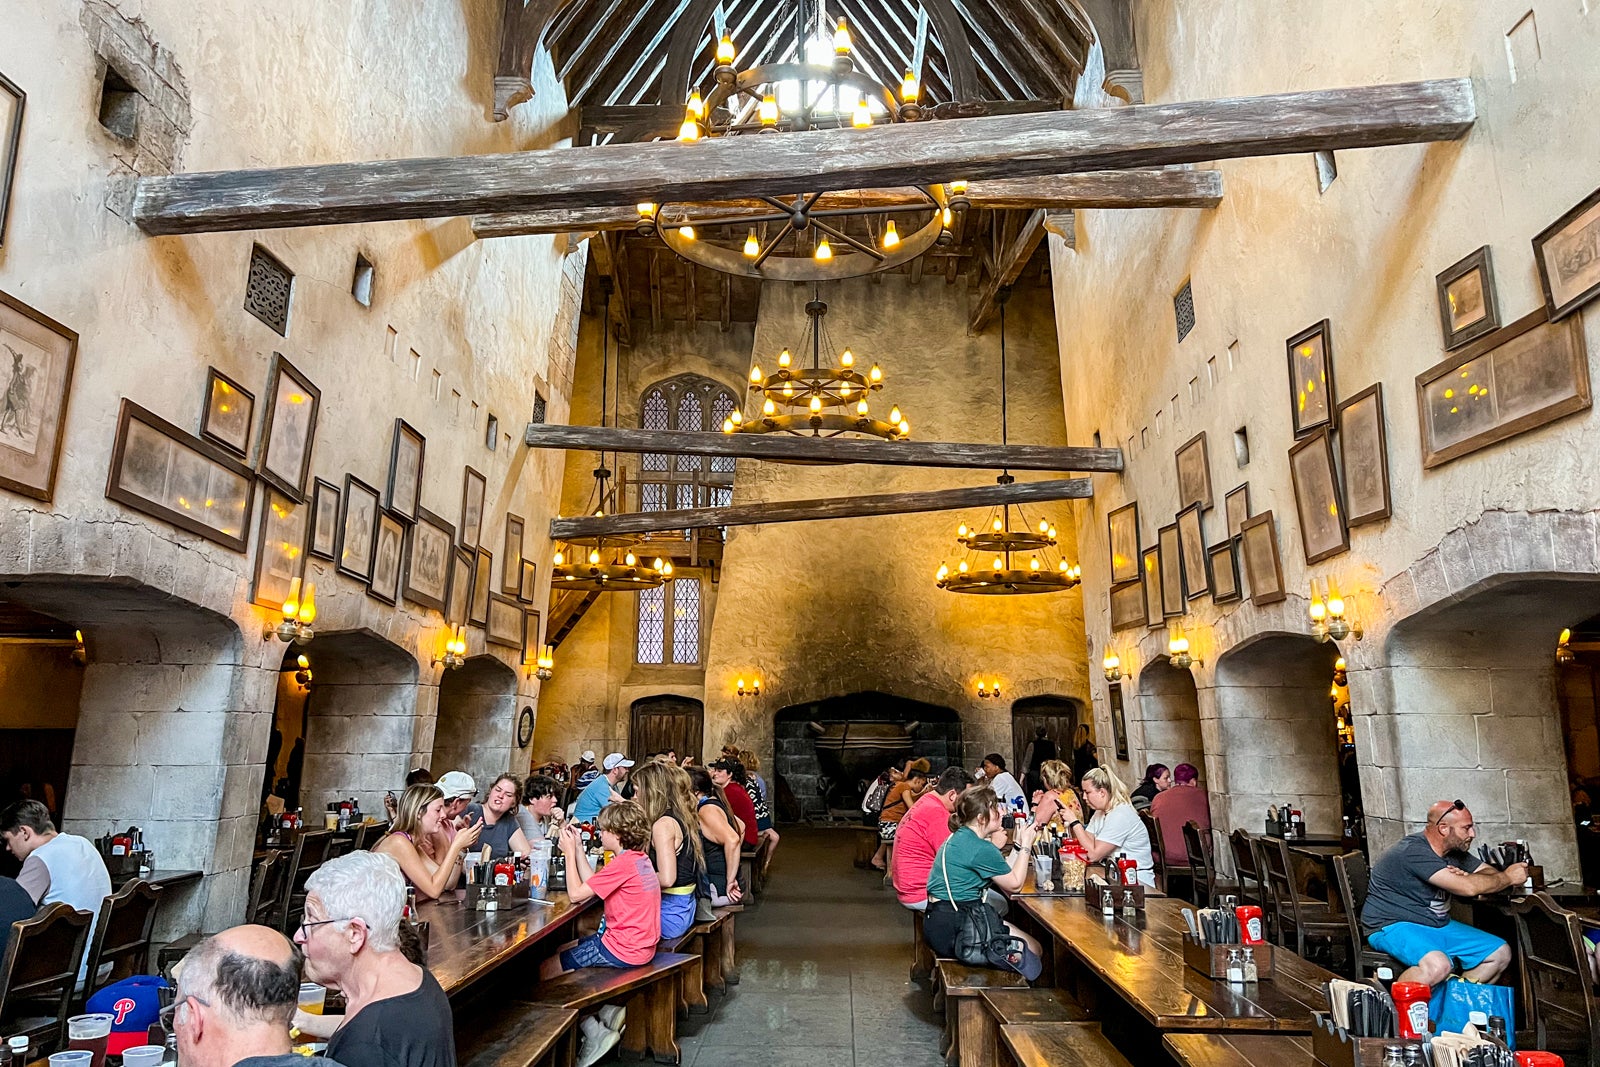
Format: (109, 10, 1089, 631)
(934, 959, 1030, 1067)
(457, 1003, 579, 1067)
(978, 989, 1092, 1067)
(1000, 1023, 1132, 1067)
(521, 952, 696, 1064)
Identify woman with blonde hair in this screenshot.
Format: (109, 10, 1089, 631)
(1030, 760, 1083, 829)
(628, 760, 705, 938)
(376, 783, 482, 900)
(1061, 766, 1154, 888)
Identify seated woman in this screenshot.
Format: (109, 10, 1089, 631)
(543, 800, 661, 975)
(924, 787, 1043, 978)
(374, 783, 482, 901)
(465, 773, 533, 859)
(872, 764, 930, 871)
(518, 773, 564, 843)
(629, 761, 704, 940)
(1030, 760, 1084, 830)
(1130, 763, 1171, 809)
(1061, 766, 1155, 887)
(688, 767, 743, 906)
(740, 749, 782, 877)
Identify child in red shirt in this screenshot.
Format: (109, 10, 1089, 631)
(550, 800, 662, 972)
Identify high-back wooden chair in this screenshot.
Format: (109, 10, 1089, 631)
(0, 903, 93, 1054)
(275, 828, 336, 933)
(1181, 821, 1223, 906)
(1145, 810, 1197, 902)
(1229, 830, 1265, 910)
(350, 821, 389, 851)
(81, 879, 162, 999)
(1330, 851, 1396, 979)
(1260, 835, 1344, 958)
(1511, 892, 1600, 1066)
(247, 850, 289, 928)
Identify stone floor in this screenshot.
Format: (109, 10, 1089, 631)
(671, 826, 945, 1067)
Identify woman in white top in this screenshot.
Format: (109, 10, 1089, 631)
(979, 754, 1029, 816)
(1060, 766, 1155, 888)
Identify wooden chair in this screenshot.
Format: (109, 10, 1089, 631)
(81, 879, 163, 999)
(1145, 810, 1196, 902)
(1229, 830, 1265, 910)
(275, 828, 337, 933)
(248, 850, 290, 927)
(1330, 852, 1397, 979)
(1510, 892, 1600, 1066)
(1259, 835, 1345, 959)
(1181, 821, 1232, 906)
(0, 902, 92, 1054)
(351, 821, 389, 851)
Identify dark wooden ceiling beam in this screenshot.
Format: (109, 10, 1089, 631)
(687, 0, 786, 96)
(132, 80, 1475, 234)
(591, 0, 692, 109)
(1008, 0, 1088, 76)
(567, 0, 671, 106)
(553, 0, 629, 82)
(969, 209, 1046, 332)
(550, 476, 1093, 537)
(588, 231, 633, 345)
(524, 424, 1125, 472)
(952, 0, 1051, 100)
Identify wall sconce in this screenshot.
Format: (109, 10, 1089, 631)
(1557, 628, 1575, 665)
(1168, 627, 1199, 670)
(1102, 651, 1122, 682)
(1308, 578, 1363, 643)
(1332, 656, 1348, 687)
(975, 679, 1001, 699)
(71, 629, 87, 666)
(266, 578, 316, 645)
(433, 625, 467, 670)
(534, 644, 555, 681)
(736, 676, 761, 698)
(294, 654, 313, 689)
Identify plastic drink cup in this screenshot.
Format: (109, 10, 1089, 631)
(122, 1047, 166, 1067)
(1032, 855, 1052, 888)
(67, 1014, 113, 1067)
(49, 1052, 94, 1067)
(298, 982, 327, 1015)
(323, 811, 339, 830)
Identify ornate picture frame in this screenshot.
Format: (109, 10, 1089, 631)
(1106, 501, 1140, 585)
(0, 71, 23, 249)
(1285, 319, 1336, 439)
(1224, 483, 1251, 539)
(459, 465, 487, 549)
(519, 559, 537, 604)
(1142, 546, 1163, 629)
(367, 510, 406, 605)
(256, 352, 321, 501)
(402, 506, 454, 613)
(1158, 522, 1184, 617)
(1533, 184, 1600, 321)
(502, 513, 526, 595)
(1435, 245, 1501, 350)
(386, 418, 425, 522)
(487, 593, 524, 649)
(1176, 503, 1210, 600)
(1239, 511, 1287, 606)
(251, 486, 309, 610)
(1288, 427, 1349, 564)
(105, 399, 255, 552)
(1174, 432, 1213, 511)
(1108, 684, 1130, 762)
(335, 474, 380, 582)
(1337, 384, 1392, 527)
(0, 289, 78, 502)
(470, 546, 493, 626)
(308, 477, 340, 560)
(447, 547, 472, 627)
(1110, 579, 1145, 632)
(199, 367, 255, 459)
(1209, 539, 1241, 604)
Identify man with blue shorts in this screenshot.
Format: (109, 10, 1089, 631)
(1361, 799, 1528, 992)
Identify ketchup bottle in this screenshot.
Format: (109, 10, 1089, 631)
(493, 860, 515, 887)
(1116, 855, 1139, 886)
(1392, 981, 1432, 1039)
(1236, 905, 1265, 945)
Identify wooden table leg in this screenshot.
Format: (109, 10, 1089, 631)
(720, 915, 739, 985)
(647, 981, 681, 1064)
(955, 998, 995, 1067)
(681, 937, 709, 1015)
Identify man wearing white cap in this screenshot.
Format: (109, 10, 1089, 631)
(429, 771, 480, 856)
(573, 754, 632, 823)
(573, 751, 600, 790)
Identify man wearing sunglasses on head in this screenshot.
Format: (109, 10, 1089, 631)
(1361, 799, 1528, 990)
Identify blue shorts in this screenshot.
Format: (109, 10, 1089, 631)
(660, 891, 697, 940)
(560, 932, 629, 970)
(1368, 919, 1506, 970)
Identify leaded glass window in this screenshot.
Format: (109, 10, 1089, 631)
(636, 585, 666, 664)
(671, 579, 701, 664)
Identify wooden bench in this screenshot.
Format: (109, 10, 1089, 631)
(457, 1003, 579, 1067)
(737, 839, 771, 902)
(1000, 1023, 1131, 1067)
(682, 909, 736, 996)
(978, 989, 1092, 1067)
(933, 959, 1029, 1067)
(911, 909, 934, 982)
(522, 953, 697, 1064)
(853, 827, 879, 868)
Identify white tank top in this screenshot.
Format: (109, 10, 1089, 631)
(36, 834, 113, 979)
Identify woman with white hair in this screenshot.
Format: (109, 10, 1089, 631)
(1061, 766, 1155, 888)
(292, 850, 455, 1067)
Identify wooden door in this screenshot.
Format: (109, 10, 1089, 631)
(630, 696, 705, 762)
(1011, 697, 1080, 791)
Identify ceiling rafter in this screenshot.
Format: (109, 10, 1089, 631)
(568, 0, 668, 106)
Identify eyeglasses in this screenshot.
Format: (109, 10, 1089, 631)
(296, 916, 352, 938)
(159, 992, 211, 1031)
(1433, 799, 1466, 827)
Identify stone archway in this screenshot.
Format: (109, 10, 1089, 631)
(432, 655, 521, 788)
(299, 628, 420, 814)
(1135, 659, 1204, 777)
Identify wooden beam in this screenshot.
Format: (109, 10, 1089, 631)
(970, 210, 1047, 332)
(720, 273, 732, 331)
(550, 477, 1094, 537)
(587, 231, 633, 345)
(648, 250, 662, 330)
(132, 80, 1474, 235)
(471, 169, 1223, 237)
(523, 424, 1124, 472)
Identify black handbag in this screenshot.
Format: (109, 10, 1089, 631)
(940, 850, 1026, 970)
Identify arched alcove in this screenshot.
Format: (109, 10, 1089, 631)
(1135, 660, 1204, 776)
(432, 654, 520, 788)
(299, 628, 419, 813)
(1011, 695, 1080, 794)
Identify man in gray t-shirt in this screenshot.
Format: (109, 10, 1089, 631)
(1360, 800, 1527, 990)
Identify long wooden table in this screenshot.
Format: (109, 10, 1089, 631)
(416, 891, 595, 999)
(1016, 895, 1336, 1034)
(1163, 1033, 1315, 1067)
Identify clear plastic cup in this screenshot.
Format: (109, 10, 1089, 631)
(1032, 855, 1053, 889)
(122, 1046, 166, 1067)
(298, 982, 327, 1014)
(49, 1052, 94, 1067)
(66, 1014, 113, 1067)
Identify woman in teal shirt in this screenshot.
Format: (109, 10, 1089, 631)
(924, 787, 1044, 974)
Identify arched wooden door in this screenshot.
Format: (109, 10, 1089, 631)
(630, 695, 705, 762)
(1011, 696, 1081, 794)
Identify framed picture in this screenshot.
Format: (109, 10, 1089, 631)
(200, 368, 255, 458)
(459, 466, 487, 549)
(0, 289, 78, 502)
(487, 593, 524, 649)
(470, 546, 493, 626)
(1106, 502, 1140, 584)
(105, 399, 255, 552)
(519, 559, 537, 604)
(447, 548, 472, 627)
(0, 72, 23, 248)
(1108, 684, 1129, 762)
(251, 487, 308, 610)
(1436, 246, 1501, 350)
(1157, 522, 1184, 617)
(1174, 432, 1213, 510)
(1110, 579, 1145, 632)
(1533, 185, 1600, 321)
(335, 474, 380, 581)
(502, 514, 526, 595)
(1285, 320, 1335, 438)
(1337, 384, 1392, 527)
(257, 353, 321, 501)
(1224, 483, 1251, 539)
(308, 477, 340, 560)
(1142, 546, 1163, 628)
(1239, 511, 1287, 606)
(368, 510, 405, 605)
(1416, 309, 1590, 469)
(1176, 504, 1209, 599)
(386, 419, 425, 522)
(402, 506, 454, 613)
(1209, 540, 1241, 603)
(1288, 428, 1349, 564)
(522, 610, 543, 665)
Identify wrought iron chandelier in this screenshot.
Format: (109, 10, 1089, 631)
(936, 290, 1081, 595)
(724, 290, 911, 444)
(551, 286, 674, 592)
(636, 15, 964, 282)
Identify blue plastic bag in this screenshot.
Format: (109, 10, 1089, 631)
(1435, 978, 1516, 1049)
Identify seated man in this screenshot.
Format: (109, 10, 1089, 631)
(1361, 799, 1527, 991)
(173, 925, 345, 1067)
(891, 766, 976, 910)
(1, 799, 112, 978)
(1148, 763, 1209, 862)
(293, 851, 454, 1067)
(574, 754, 632, 823)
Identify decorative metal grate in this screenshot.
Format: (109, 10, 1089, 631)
(1174, 280, 1195, 343)
(244, 245, 293, 336)
(672, 578, 701, 664)
(531, 391, 547, 425)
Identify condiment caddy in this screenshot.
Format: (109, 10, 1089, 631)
(95, 826, 151, 877)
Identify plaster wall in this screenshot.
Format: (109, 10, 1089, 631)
(1058, 1, 1600, 869)
(0, 1, 581, 930)
(0, 644, 84, 728)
